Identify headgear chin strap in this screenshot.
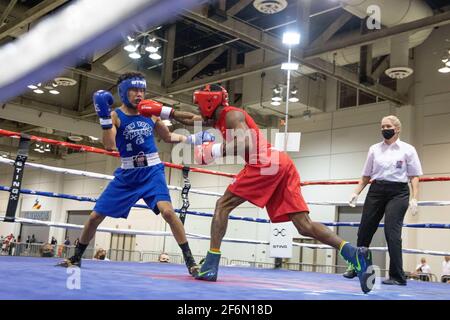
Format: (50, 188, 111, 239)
(193, 84, 229, 119)
(118, 77, 147, 108)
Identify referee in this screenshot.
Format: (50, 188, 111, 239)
(344, 115, 423, 286)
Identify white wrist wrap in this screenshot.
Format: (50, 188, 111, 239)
(160, 106, 173, 120)
(212, 143, 223, 159)
(99, 118, 112, 126)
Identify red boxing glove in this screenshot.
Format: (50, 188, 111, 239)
(137, 99, 174, 119)
(194, 142, 223, 165)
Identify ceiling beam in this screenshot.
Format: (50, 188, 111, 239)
(371, 56, 390, 80)
(226, 0, 253, 16)
(309, 11, 353, 47)
(180, 9, 407, 104)
(0, 0, 18, 27)
(162, 24, 177, 87)
(304, 10, 450, 60)
(168, 57, 285, 94)
(0, 0, 69, 41)
(173, 46, 228, 85)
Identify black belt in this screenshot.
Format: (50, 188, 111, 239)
(372, 180, 407, 186)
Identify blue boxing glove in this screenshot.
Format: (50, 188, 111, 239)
(186, 131, 215, 145)
(93, 90, 114, 130)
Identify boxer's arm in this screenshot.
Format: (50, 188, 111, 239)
(102, 111, 118, 151)
(222, 110, 252, 158)
(154, 118, 188, 144)
(172, 110, 205, 126)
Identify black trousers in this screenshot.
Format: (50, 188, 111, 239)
(357, 180, 410, 281)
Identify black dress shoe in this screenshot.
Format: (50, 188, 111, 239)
(382, 278, 407, 286)
(343, 269, 357, 279)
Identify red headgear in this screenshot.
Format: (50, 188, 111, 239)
(193, 84, 229, 118)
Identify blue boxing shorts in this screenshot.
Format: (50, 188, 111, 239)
(94, 163, 171, 218)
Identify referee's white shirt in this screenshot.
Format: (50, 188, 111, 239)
(362, 139, 423, 183)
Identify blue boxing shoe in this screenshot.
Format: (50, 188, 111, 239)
(195, 250, 221, 281)
(339, 242, 375, 294)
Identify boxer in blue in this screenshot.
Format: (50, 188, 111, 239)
(57, 72, 214, 276)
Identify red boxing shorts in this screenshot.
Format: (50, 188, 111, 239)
(227, 151, 309, 222)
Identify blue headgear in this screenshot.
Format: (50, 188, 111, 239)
(118, 76, 147, 108)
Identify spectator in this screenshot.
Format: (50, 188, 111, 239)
(414, 257, 432, 281)
(64, 237, 71, 246)
(30, 234, 36, 244)
(416, 257, 431, 273)
(158, 252, 170, 263)
(8, 236, 16, 255)
(50, 237, 57, 245)
(2, 234, 14, 255)
(74, 238, 79, 247)
(93, 248, 109, 261)
(442, 256, 450, 283)
(40, 243, 54, 257)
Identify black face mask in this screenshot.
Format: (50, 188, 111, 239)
(382, 129, 395, 140)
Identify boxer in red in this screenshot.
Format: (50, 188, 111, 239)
(139, 84, 374, 294)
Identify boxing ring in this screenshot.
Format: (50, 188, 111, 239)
(1, 129, 450, 300)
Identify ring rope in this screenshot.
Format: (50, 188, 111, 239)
(2, 129, 450, 184)
(1, 215, 449, 256)
(2, 158, 450, 206)
(1, 185, 450, 229)
(0, 157, 223, 197)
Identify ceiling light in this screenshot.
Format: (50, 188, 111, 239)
(149, 52, 161, 60)
(124, 42, 139, 52)
(446, 60, 450, 67)
(44, 144, 51, 152)
(145, 44, 160, 53)
(271, 101, 281, 106)
(89, 136, 99, 141)
(33, 89, 44, 94)
(129, 51, 141, 59)
(438, 66, 450, 73)
(281, 62, 299, 70)
(272, 96, 282, 102)
(289, 97, 299, 103)
(28, 84, 38, 89)
(49, 90, 60, 95)
(282, 31, 301, 45)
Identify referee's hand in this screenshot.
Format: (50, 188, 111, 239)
(348, 193, 359, 207)
(408, 198, 418, 216)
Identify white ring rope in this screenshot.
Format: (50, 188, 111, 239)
(0, 157, 223, 197)
(2, 157, 450, 206)
(1, 216, 449, 256)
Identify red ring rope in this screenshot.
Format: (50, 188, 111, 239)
(1, 129, 449, 183)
